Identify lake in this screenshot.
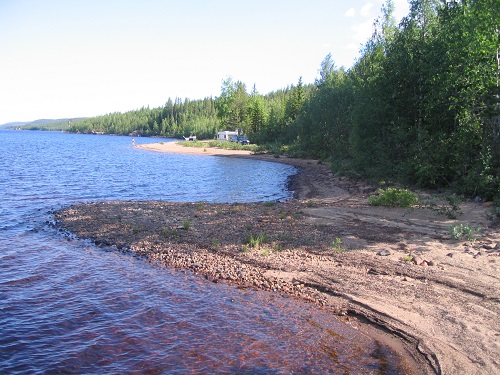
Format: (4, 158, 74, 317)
(0, 130, 406, 374)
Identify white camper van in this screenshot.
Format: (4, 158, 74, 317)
(217, 131, 238, 141)
(217, 131, 250, 144)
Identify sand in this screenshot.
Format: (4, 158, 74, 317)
(56, 140, 500, 374)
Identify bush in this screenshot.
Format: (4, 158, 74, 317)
(331, 238, 345, 254)
(207, 140, 262, 152)
(368, 188, 419, 208)
(420, 194, 463, 219)
(449, 223, 480, 242)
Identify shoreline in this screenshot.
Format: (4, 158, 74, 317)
(56, 141, 500, 374)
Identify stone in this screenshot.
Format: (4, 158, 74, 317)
(482, 243, 497, 250)
(377, 249, 391, 256)
(413, 256, 423, 265)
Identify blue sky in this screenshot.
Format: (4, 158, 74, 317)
(0, 0, 409, 124)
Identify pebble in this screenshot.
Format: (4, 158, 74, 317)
(377, 249, 391, 256)
(412, 256, 435, 266)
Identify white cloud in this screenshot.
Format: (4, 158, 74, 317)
(360, 2, 375, 17)
(345, 8, 355, 17)
(393, 0, 410, 22)
(351, 19, 375, 43)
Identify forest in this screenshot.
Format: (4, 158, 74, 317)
(67, 0, 499, 201)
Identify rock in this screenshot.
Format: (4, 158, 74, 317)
(377, 249, 391, 256)
(482, 243, 497, 250)
(446, 252, 454, 257)
(359, 186, 373, 194)
(398, 242, 408, 250)
(368, 268, 389, 275)
(413, 256, 423, 265)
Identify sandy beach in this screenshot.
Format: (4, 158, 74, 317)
(56, 141, 500, 374)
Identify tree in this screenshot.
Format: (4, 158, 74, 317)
(316, 53, 336, 85)
(247, 87, 267, 136)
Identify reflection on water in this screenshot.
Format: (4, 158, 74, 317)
(0, 130, 407, 374)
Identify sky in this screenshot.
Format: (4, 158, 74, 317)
(0, 0, 410, 125)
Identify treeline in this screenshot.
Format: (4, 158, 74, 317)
(68, 0, 499, 200)
(309, 0, 498, 200)
(68, 97, 219, 139)
(274, 0, 498, 200)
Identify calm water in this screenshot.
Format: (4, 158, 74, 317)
(0, 130, 406, 374)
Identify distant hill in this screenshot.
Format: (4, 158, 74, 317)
(0, 118, 87, 130)
(0, 121, 31, 128)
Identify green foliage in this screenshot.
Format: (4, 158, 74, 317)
(206, 140, 262, 152)
(420, 194, 463, 219)
(369, 188, 419, 207)
(15, 118, 87, 131)
(494, 206, 500, 218)
(162, 227, 179, 237)
(179, 140, 206, 148)
(495, 197, 500, 218)
(179, 139, 264, 153)
(245, 233, 267, 248)
(449, 223, 480, 242)
(182, 220, 191, 230)
(402, 254, 414, 262)
(68, 97, 219, 138)
(331, 238, 345, 254)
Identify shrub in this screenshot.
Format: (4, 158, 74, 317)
(420, 194, 463, 219)
(162, 227, 178, 237)
(402, 254, 414, 262)
(449, 223, 480, 242)
(331, 238, 345, 254)
(207, 140, 262, 152)
(368, 188, 419, 208)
